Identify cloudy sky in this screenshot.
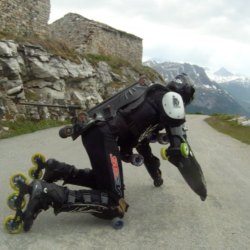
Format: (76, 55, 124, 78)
(49, 0, 250, 76)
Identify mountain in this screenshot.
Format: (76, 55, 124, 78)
(206, 70, 250, 112)
(143, 61, 250, 118)
(214, 67, 234, 77)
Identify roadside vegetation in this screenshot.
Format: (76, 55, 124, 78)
(2, 113, 250, 145)
(0, 118, 70, 140)
(205, 113, 250, 145)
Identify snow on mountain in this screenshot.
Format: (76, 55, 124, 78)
(142, 61, 250, 117)
(205, 68, 250, 113)
(214, 67, 234, 77)
(206, 69, 250, 85)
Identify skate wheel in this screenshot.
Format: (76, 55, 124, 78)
(160, 148, 168, 160)
(28, 166, 43, 180)
(148, 134, 157, 143)
(4, 215, 22, 234)
(31, 153, 45, 166)
(9, 173, 29, 191)
(130, 154, 144, 166)
(59, 126, 74, 138)
(180, 143, 189, 156)
(154, 178, 164, 187)
(7, 193, 26, 211)
(157, 133, 169, 145)
(112, 217, 124, 229)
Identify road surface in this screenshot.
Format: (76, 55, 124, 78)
(0, 115, 250, 250)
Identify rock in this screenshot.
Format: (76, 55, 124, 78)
(0, 40, 164, 121)
(39, 106, 50, 120)
(62, 58, 94, 79)
(52, 79, 65, 91)
(28, 57, 66, 80)
(121, 67, 138, 80)
(237, 116, 247, 124)
(241, 120, 250, 127)
(0, 41, 18, 57)
(89, 87, 103, 103)
(0, 57, 22, 78)
(3, 127, 9, 131)
(14, 114, 26, 120)
(31, 87, 65, 100)
(5, 99, 19, 113)
(110, 72, 122, 82)
(96, 62, 112, 84)
(26, 79, 52, 88)
(72, 91, 87, 105)
(26, 47, 51, 61)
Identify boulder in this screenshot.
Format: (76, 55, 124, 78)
(0, 41, 18, 57)
(237, 116, 247, 124)
(0, 57, 22, 78)
(241, 120, 250, 127)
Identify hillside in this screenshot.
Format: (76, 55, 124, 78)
(143, 61, 250, 118)
(0, 37, 164, 122)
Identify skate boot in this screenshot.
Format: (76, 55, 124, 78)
(4, 175, 68, 234)
(23, 182, 128, 231)
(23, 179, 68, 232)
(4, 176, 128, 233)
(41, 159, 78, 183)
(153, 169, 164, 187)
(42, 159, 97, 188)
(28, 153, 78, 183)
(136, 141, 164, 187)
(29, 154, 96, 188)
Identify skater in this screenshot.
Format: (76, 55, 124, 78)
(21, 73, 206, 232)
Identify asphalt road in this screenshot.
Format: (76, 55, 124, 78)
(1, 115, 250, 250)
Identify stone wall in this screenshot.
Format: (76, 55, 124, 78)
(0, 0, 50, 36)
(50, 13, 142, 65)
(0, 39, 164, 123)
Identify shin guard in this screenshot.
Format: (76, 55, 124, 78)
(54, 189, 129, 219)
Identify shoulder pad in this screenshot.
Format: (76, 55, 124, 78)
(162, 92, 185, 119)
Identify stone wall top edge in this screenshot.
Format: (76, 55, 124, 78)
(50, 12, 142, 41)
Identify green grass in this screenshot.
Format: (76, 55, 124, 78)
(0, 119, 70, 140)
(86, 53, 164, 82)
(205, 113, 250, 145)
(0, 30, 81, 63)
(107, 81, 124, 88)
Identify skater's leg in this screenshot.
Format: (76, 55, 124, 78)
(42, 159, 97, 189)
(23, 180, 128, 231)
(81, 124, 125, 199)
(136, 139, 163, 185)
(23, 180, 68, 231)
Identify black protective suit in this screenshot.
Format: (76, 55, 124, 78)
(65, 75, 207, 201)
(21, 74, 207, 231)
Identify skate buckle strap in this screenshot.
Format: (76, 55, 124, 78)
(103, 108, 120, 135)
(101, 192, 108, 205)
(83, 193, 92, 203)
(40, 197, 50, 210)
(117, 198, 129, 215)
(67, 190, 76, 204)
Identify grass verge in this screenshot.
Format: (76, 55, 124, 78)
(0, 119, 70, 140)
(205, 114, 250, 145)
